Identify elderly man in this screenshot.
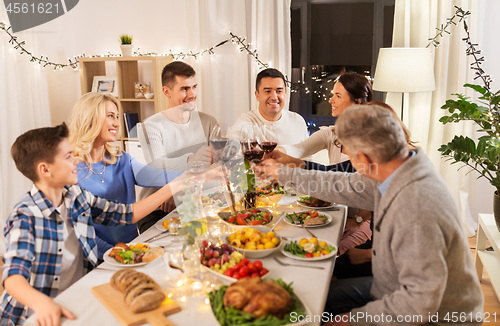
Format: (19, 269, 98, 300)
(228, 68, 309, 150)
(257, 104, 483, 325)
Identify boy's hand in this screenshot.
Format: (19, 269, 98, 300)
(33, 296, 75, 326)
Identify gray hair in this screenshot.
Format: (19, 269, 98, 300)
(336, 104, 408, 163)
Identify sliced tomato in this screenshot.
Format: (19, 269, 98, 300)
(263, 212, 270, 222)
(248, 220, 263, 225)
(228, 216, 236, 223)
(115, 255, 124, 263)
(237, 213, 251, 220)
(251, 209, 259, 214)
(237, 216, 247, 225)
(305, 253, 314, 258)
(309, 211, 319, 218)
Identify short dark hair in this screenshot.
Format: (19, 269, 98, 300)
(161, 61, 196, 88)
(337, 73, 373, 104)
(11, 123, 69, 182)
(256, 68, 286, 91)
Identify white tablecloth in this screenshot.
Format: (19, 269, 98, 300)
(25, 196, 346, 326)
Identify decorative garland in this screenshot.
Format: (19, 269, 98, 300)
(0, 6, 489, 97)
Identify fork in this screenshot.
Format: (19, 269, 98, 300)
(273, 257, 324, 270)
(291, 214, 318, 238)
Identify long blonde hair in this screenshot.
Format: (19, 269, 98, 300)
(69, 92, 122, 165)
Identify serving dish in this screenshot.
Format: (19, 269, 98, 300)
(219, 207, 274, 229)
(296, 196, 337, 209)
(222, 232, 281, 259)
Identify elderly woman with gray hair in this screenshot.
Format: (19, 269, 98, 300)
(256, 104, 483, 325)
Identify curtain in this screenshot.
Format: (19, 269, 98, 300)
(0, 5, 52, 254)
(184, 0, 292, 128)
(389, 0, 497, 236)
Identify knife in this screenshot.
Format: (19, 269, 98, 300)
(144, 229, 170, 243)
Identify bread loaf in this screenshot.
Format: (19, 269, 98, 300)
(110, 269, 165, 313)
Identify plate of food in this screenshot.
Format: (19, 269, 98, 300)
(296, 196, 336, 209)
(219, 207, 274, 228)
(208, 277, 312, 326)
(202, 191, 228, 208)
(284, 210, 332, 228)
(280, 237, 336, 261)
(103, 242, 163, 267)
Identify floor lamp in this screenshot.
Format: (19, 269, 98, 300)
(372, 48, 436, 125)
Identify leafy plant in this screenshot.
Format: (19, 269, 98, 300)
(119, 34, 133, 45)
(438, 83, 500, 193)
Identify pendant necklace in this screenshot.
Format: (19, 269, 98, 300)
(91, 162, 107, 183)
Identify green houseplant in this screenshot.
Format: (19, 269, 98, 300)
(119, 34, 133, 56)
(438, 83, 500, 230)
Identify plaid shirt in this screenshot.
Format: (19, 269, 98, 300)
(0, 184, 133, 326)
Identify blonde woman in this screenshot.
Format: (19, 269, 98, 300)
(69, 93, 182, 258)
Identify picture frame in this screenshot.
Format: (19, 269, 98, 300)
(92, 76, 118, 97)
(134, 82, 151, 98)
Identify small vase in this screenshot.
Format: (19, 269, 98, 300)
(120, 44, 133, 57)
(493, 191, 500, 232)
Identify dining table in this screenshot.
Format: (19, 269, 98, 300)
(25, 193, 347, 326)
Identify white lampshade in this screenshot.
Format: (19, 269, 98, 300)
(373, 48, 436, 93)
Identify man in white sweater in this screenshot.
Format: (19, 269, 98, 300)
(228, 68, 309, 153)
(137, 61, 218, 229)
(139, 61, 218, 171)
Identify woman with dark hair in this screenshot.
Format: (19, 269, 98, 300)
(278, 73, 373, 164)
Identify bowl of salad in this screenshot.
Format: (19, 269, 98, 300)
(255, 181, 285, 205)
(219, 208, 273, 229)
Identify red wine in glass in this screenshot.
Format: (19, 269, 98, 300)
(244, 150, 264, 162)
(261, 141, 277, 153)
(210, 138, 228, 150)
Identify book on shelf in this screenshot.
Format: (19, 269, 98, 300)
(123, 112, 139, 138)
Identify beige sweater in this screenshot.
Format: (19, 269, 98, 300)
(279, 149, 483, 325)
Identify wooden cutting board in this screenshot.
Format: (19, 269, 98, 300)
(91, 283, 181, 326)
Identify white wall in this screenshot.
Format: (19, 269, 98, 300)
(10, 0, 291, 127)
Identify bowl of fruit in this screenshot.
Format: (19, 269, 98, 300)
(199, 240, 270, 282)
(223, 227, 281, 259)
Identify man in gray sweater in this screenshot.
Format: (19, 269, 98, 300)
(257, 104, 483, 325)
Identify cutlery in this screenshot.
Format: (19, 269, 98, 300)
(291, 214, 317, 238)
(270, 212, 286, 232)
(144, 229, 170, 243)
(273, 257, 324, 270)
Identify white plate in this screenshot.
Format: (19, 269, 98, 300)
(280, 238, 337, 261)
(296, 196, 337, 209)
(208, 284, 312, 326)
(202, 265, 270, 284)
(103, 244, 161, 267)
(283, 211, 333, 228)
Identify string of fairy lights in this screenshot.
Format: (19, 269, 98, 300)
(0, 6, 492, 99)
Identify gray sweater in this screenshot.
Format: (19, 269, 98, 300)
(279, 149, 483, 325)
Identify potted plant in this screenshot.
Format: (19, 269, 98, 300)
(119, 34, 133, 57)
(438, 83, 500, 231)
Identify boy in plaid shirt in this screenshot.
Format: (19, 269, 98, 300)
(1, 123, 189, 326)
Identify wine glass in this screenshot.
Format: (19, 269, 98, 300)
(261, 124, 278, 153)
